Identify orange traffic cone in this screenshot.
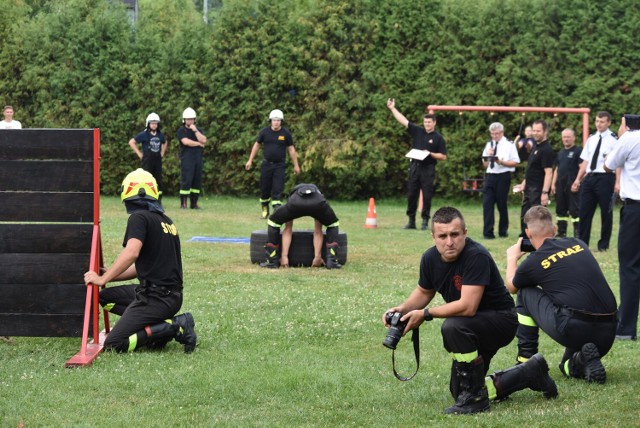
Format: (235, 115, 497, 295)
(365, 197, 378, 228)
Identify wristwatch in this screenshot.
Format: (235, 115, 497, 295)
(423, 308, 433, 321)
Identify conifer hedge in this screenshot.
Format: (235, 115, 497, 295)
(1, 0, 638, 199)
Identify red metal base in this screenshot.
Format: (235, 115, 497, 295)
(65, 330, 107, 367)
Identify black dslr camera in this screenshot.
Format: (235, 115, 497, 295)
(521, 238, 536, 252)
(383, 312, 407, 350)
(624, 114, 640, 131)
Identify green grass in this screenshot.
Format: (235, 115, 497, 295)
(1, 195, 636, 427)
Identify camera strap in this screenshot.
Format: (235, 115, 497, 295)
(392, 328, 419, 381)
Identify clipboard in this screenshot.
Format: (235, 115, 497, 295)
(405, 149, 430, 161)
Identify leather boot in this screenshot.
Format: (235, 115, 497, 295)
(489, 353, 558, 400)
(573, 221, 580, 238)
(556, 220, 567, 238)
(403, 216, 416, 230)
(562, 343, 606, 384)
(190, 193, 201, 209)
(260, 243, 280, 268)
(444, 356, 490, 415)
(261, 204, 269, 219)
(325, 242, 342, 269)
(172, 312, 197, 353)
(180, 195, 188, 209)
(421, 218, 429, 231)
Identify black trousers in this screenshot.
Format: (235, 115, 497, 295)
(520, 184, 543, 236)
(578, 173, 615, 250)
(180, 150, 203, 193)
(100, 284, 182, 352)
(440, 309, 517, 374)
(142, 154, 163, 194)
(555, 175, 579, 223)
(406, 162, 435, 220)
(482, 172, 511, 237)
(516, 287, 616, 365)
(267, 194, 339, 245)
(260, 160, 286, 203)
(617, 201, 640, 338)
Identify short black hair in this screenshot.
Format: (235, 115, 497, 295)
(431, 206, 466, 231)
(532, 119, 548, 131)
(424, 113, 437, 121)
(596, 111, 612, 122)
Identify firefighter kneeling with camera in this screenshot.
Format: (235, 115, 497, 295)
(261, 183, 341, 269)
(382, 207, 556, 415)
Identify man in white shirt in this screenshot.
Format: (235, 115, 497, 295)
(604, 115, 640, 341)
(0, 106, 22, 129)
(571, 111, 618, 251)
(481, 122, 520, 239)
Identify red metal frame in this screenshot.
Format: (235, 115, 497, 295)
(427, 105, 591, 146)
(66, 128, 110, 367)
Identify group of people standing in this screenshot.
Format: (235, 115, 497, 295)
(128, 108, 207, 210)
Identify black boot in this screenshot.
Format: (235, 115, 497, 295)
(556, 220, 567, 238)
(490, 353, 558, 400)
(172, 312, 197, 353)
(444, 357, 490, 415)
(563, 343, 606, 384)
(404, 216, 416, 230)
(421, 218, 429, 231)
(144, 321, 178, 350)
(325, 242, 342, 269)
(190, 193, 201, 209)
(260, 243, 280, 268)
(180, 195, 188, 209)
(573, 221, 580, 239)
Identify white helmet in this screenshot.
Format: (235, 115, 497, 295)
(182, 107, 197, 120)
(145, 112, 160, 127)
(269, 109, 284, 121)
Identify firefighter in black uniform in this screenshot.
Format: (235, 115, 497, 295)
(387, 99, 448, 230)
(245, 109, 300, 219)
(83, 169, 197, 353)
(383, 207, 557, 415)
(260, 183, 341, 269)
(506, 206, 617, 383)
(551, 128, 581, 237)
(177, 107, 207, 209)
(128, 113, 168, 203)
(514, 119, 555, 236)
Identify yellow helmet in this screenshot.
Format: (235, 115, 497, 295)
(120, 168, 159, 202)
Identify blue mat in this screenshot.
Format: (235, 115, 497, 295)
(188, 236, 250, 244)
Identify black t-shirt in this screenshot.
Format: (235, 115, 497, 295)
(407, 122, 447, 167)
(134, 130, 166, 156)
(512, 237, 616, 313)
(525, 140, 555, 187)
(256, 126, 293, 163)
(124, 210, 183, 290)
(555, 145, 581, 181)
(418, 238, 514, 311)
(177, 126, 204, 156)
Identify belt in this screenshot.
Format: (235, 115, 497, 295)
(624, 199, 640, 205)
(263, 159, 285, 164)
(140, 281, 181, 295)
(559, 307, 617, 323)
(585, 172, 613, 177)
